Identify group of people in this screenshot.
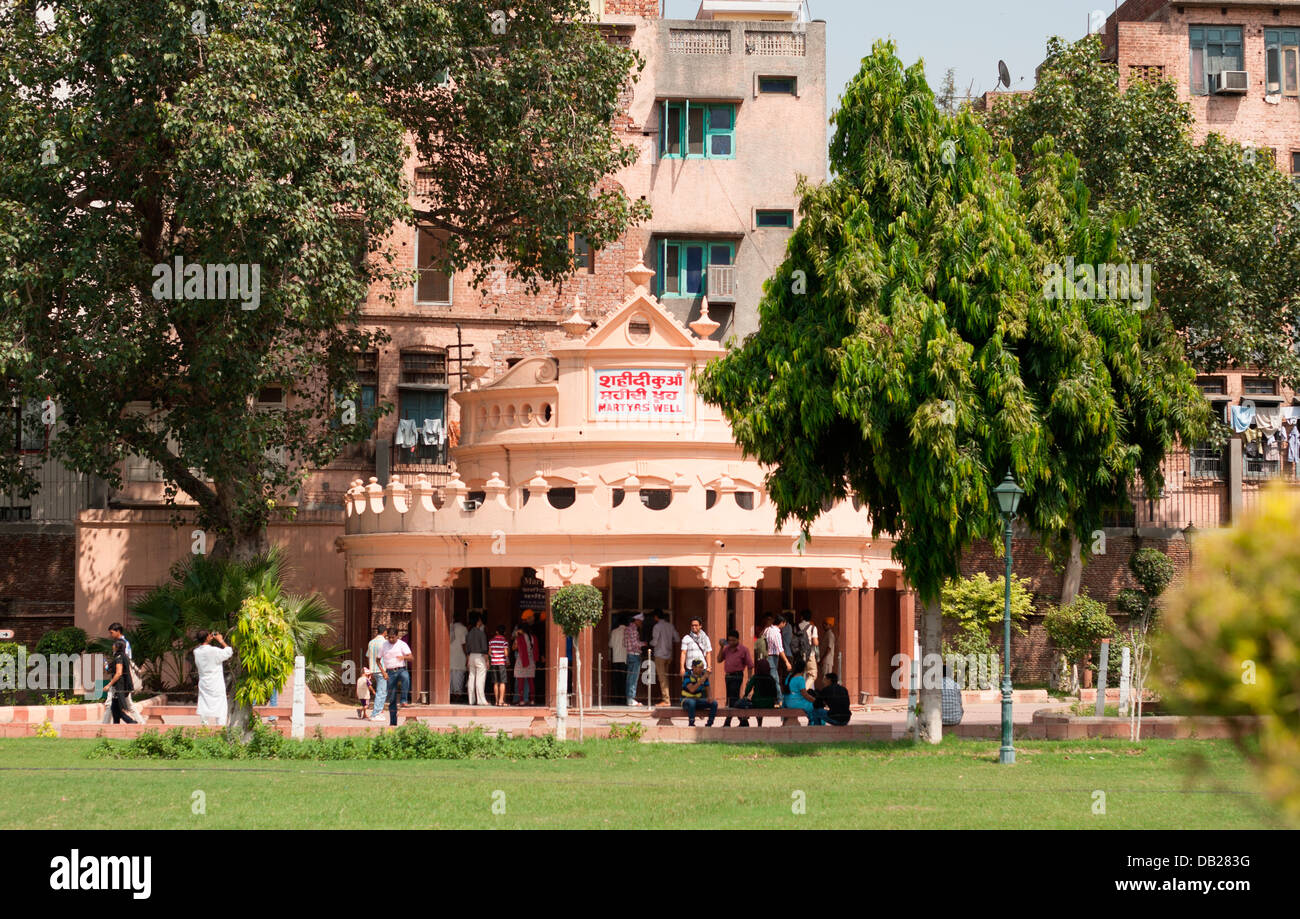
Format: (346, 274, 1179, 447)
(608, 608, 683, 706)
(100, 621, 236, 727)
(358, 615, 543, 715)
(450, 616, 540, 706)
(609, 609, 849, 727)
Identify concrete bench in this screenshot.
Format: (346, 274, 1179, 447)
(654, 706, 806, 726)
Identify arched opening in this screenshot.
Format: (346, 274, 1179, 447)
(640, 488, 672, 510)
(547, 487, 576, 509)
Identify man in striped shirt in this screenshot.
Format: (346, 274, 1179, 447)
(489, 625, 510, 706)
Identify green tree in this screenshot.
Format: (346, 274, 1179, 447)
(698, 42, 1205, 742)
(550, 583, 603, 740)
(940, 572, 1032, 658)
(1159, 489, 1300, 825)
(1115, 546, 1175, 740)
(987, 35, 1300, 388)
(1042, 592, 1119, 692)
(0, 0, 647, 561)
(131, 546, 342, 735)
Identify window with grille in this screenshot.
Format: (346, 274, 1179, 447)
(669, 29, 730, 54)
(401, 350, 447, 386)
(1196, 376, 1226, 395)
(1242, 377, 1277, 396)
(1128, 65, 1165, 86)
(745, 31, 806, 57)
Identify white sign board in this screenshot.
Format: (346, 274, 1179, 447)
(593, 369, 688, 420)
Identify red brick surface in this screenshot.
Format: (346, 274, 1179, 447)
(959, 533, 1189, 684)
(0, 531, 76, 646)
(1107, 2, 1300, 166)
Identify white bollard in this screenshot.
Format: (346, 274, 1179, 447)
(291, 655, 305, 740)
(556, 657, 569, 741)
(1118, 647, 1131, 716)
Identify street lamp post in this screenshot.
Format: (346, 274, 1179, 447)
(993, 472, 1024, 765)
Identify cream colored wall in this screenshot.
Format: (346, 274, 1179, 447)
(76, 510, 345, 639)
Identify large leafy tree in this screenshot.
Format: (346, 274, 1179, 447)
(0, 0, 646, 558)
(698, 43, 1206, 741)
(987, 35, 1300, 386)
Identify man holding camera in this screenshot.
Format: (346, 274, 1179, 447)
(193, 630, 234, 727)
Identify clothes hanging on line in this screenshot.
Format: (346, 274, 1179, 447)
(1231, 403, 1256, 432)
(395, 418, 419, 447)
(421, 418, 445, 446)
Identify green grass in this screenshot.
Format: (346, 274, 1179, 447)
(0, 737, 1277, 829)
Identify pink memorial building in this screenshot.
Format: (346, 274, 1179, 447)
(337, 265, 914, 707)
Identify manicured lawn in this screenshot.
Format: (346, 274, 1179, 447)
(0, 737, 1275, 829)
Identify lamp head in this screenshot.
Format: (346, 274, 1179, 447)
(994, 471, 1024, 519)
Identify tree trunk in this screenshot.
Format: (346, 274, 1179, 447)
(1060, 533, 1083, 606)
(917, 595, 943, 744)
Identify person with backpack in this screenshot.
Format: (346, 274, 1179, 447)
(786, 614, 813, 673)
(797, 610, 820, 682)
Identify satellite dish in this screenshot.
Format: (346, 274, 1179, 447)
(997, 60, 1011, 89)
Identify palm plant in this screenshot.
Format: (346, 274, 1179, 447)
(128, 546, 344, 698)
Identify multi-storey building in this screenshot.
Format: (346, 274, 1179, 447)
(37, 0, 849, 702)
(1098, 1, 1300, 527)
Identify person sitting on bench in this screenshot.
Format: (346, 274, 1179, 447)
(816, 672, 851, 726)
(782, 655, 827, 725)
(733, 658, 780, 726)
(681, 660, 718, 727)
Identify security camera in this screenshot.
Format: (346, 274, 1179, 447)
(714, 539, 725, 548)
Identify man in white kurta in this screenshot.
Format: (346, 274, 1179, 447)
(194, 631, 235, 726)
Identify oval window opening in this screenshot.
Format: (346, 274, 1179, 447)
(467, 490, 486, 511)
(612, 488, 625, 508)
(641, 488, 672, 510)
(734, 491, 754, 510)
(548, 487, 576, 509)
(705, 489, 718, 509)
(543, 403, 554, 423)
(520, 488, 530, 507)
(628, 317, 651, 344)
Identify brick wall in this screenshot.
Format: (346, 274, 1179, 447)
(371, 569, 411, 630)
(0, 528, 76, 647)
(605, 0, 660, 16)
(1108, 2, 1300, 165)
(958, 530, 1189, 683)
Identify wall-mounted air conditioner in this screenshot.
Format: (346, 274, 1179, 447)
(708, 263, 738, 303)
(1209, 70, 1248, 94)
